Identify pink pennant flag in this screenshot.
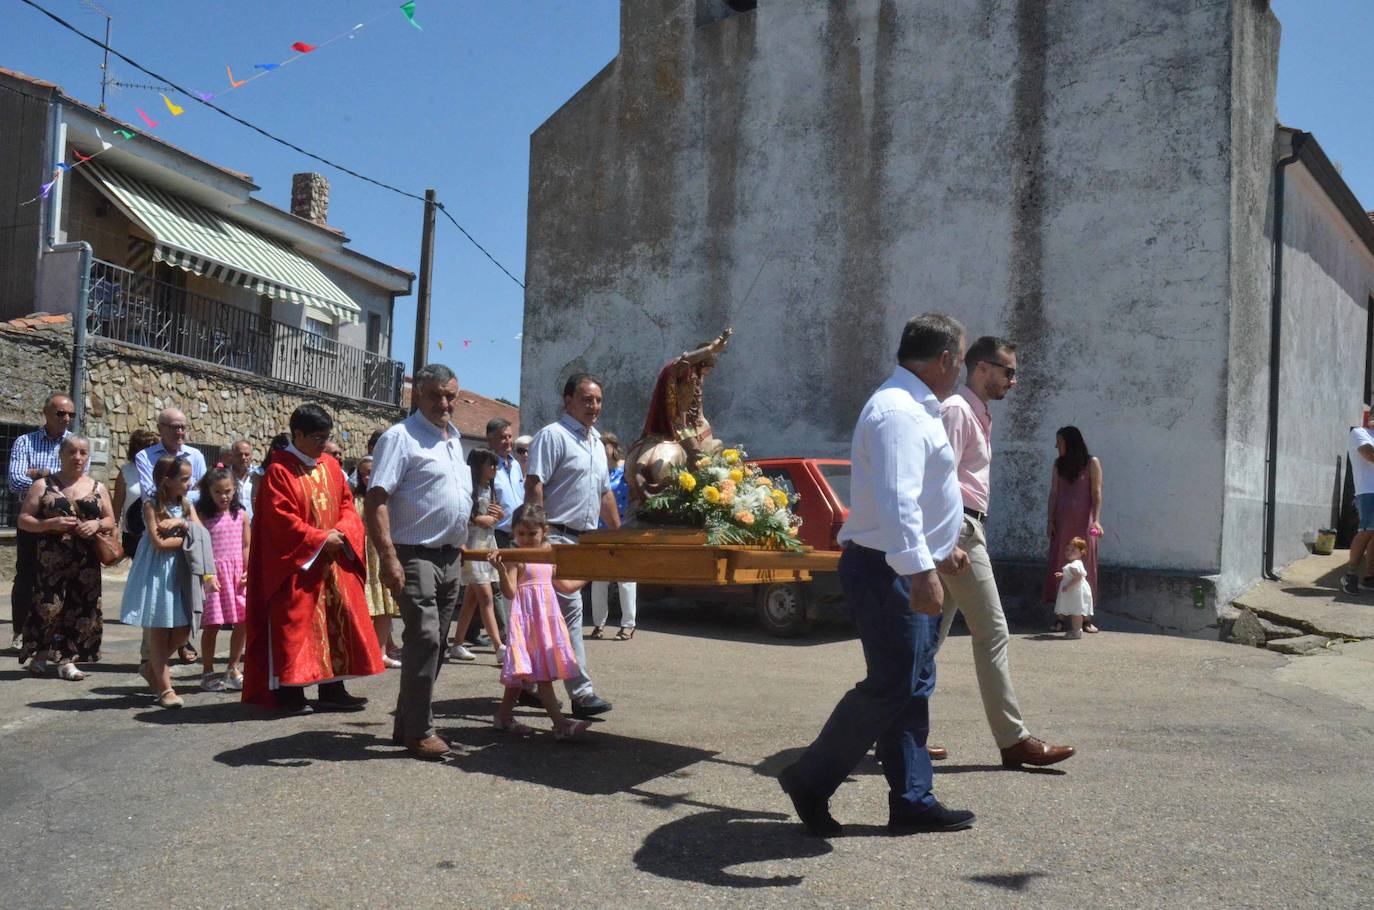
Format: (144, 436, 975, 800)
(136, 108, 159, 128)
(463, 340, 471, 348)
(291, 41, 317, 53)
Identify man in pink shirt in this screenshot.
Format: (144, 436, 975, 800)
(936, 336, 1075, 769)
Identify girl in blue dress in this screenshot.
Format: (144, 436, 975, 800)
(121, 454, 205, 708)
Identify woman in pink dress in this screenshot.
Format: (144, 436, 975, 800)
(1042, 426, 1104, 632)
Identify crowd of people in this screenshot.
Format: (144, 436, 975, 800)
(6, 362, 640, 758)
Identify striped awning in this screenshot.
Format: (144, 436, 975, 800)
(81, 162, 360, 322)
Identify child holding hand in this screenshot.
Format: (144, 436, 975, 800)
(488, 504, 590, 740)
(1054, 536, 1095, 639)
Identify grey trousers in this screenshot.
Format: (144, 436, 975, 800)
(938, 515, 1030, 749)
(547, 530, 594, 701)
(392, 545, 462, 742)
(491, 529, 514, 635)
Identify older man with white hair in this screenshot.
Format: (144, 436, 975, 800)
(135, 408, 208, 505)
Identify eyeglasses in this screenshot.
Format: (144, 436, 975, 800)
(52, 410, 75, 418)
(307, 431, 333, 444)
(980, 360, 1016, 381)
(160, 423, 188, 432)
(514, 447, 528, 455)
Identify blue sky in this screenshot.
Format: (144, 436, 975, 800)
(2, 1, 1369, 404)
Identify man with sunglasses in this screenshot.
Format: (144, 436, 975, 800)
(7, 394, 78, 649)
(935, 336, 1075, 769)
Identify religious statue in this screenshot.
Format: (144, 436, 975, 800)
(625, 328, 733, 506)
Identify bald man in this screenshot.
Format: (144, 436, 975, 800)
(7, 394, 77, 648)
(134, 408, 208, 505)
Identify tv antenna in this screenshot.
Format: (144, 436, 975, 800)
(79, 0, 113, 111)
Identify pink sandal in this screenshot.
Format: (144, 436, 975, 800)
(554, 719, 591, 741)
(493, 715, 534, 737)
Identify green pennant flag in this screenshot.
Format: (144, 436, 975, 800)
(399, 1, 421, 30)
(114, 129, 135, 140)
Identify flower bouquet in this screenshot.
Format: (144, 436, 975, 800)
(640, 447, 803, 551)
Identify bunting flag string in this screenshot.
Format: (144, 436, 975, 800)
(18, 2, 422, 208)
(436, 334, 523, 352)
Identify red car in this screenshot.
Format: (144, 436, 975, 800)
(640, 457, 851, 637)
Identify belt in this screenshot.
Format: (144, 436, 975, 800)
(963, 507, 987, 523)
(548, 523, 586, 538)
(395, 542, 460, 555)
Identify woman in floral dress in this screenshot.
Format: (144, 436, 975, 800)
(17, 435, 114, 680)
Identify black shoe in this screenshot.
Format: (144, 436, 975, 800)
(315, 683, 367, 712)
(570, 694, 612, 718)
(1342, 574, 1360, 595)
(1363, 576, 1374, 590)
(888, 800, 975, 834)
(276, 687, 314, 715)
(516, 689, 552, 710)
(778, 763, 842, 837)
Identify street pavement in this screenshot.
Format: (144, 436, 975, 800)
(2, 578, 1372, 909)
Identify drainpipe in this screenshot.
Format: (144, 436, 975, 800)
(43, 101, 66, 249)
(48, 241, 93, 433)
(1262, 132, 1306, 580)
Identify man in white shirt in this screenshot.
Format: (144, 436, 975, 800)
(1342, 419, 1374, 595)
(937, 336, 1075, 769)
(779, 313, 975, 837)
(224, 439, 255, 519)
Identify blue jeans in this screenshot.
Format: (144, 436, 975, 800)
(792, 544, 941, 814)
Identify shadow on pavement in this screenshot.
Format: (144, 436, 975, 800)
(633, 808, 835, 888)
(214, 729, 408, 767)
(629, 598, 857, 648)
(967, 871, 1049, 892)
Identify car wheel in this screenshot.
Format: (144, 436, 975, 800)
(755, 582, 810, 638)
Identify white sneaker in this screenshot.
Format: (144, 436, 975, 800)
(494, 645, 507, 667)
(450, 644, 476, 662)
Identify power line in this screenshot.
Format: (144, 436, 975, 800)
(16, 0, 526, 289)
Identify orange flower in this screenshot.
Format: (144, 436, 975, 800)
(735, 511, 755, 525)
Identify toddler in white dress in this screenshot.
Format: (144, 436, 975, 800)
(1054, 537, 1094, 639)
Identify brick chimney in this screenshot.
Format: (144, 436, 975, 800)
(290, 172, 330, 224)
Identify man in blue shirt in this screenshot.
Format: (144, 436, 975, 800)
(486, 417, 523, 636)
(135, 408, 208, 505)
(7, 394, 75, 648)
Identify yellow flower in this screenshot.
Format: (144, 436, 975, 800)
(678, 472, 697, 492)
(772, 489, 789, 508)
(703, 486, 721, 503)
(729, 469, 744, 483)
(735, 511, 755, 525)
(722, 449, 740, 464)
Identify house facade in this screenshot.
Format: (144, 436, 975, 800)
(519, 0, 1374, 635)
(0, 67, 413, 526)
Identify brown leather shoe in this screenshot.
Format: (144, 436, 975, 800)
(405, 734, 451, 761)
(927, 745, 949, 761)
(1001, 735, 1075, 768)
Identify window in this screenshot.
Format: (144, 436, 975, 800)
(367, 312, 383, 354)
(306, 316, 335, 340)
(0, 422, 27, 528)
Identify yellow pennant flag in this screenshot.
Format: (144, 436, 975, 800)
(161, 94, 185, 116)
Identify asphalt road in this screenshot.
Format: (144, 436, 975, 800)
(2, 586, 1371, 909)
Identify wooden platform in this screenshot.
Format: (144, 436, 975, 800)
(461, 527, 841, 586)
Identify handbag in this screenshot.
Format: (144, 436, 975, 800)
(91, 528, 124, 567)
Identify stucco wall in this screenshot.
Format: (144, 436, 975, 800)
(523, 0, 1268, 595)
(1271, 165, 1374, 566)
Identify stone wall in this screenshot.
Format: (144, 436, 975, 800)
(0, 316, 403, 486)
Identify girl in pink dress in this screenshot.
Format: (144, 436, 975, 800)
(1043, 426, 1103, 632)
(197, 468, 249, 691)
(488, 505, 590, 740)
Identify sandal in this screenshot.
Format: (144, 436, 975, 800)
(201, 672, 226, 692)
(614, 627, 635, 641)
(223, 668, 245, 691)
(57, 661, 86, 682)
(156, 689, 184, 709)
(178, 645, 199, 664)
(554, 719, 591, 741)
(1083, 621, 1100, 634)
(493, 715, 535, 737)
(588, 626, 605, 640)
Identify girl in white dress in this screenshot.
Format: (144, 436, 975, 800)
(1054, 537, 1094, 639)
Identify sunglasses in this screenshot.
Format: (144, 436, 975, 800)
(52, 410, 75, 418)
(514, 447, 529, 455)
(980, 360, 1017, 381)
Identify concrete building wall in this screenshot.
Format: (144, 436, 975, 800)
(522, 0, 1277, 619)
(0, 74, 51, 321)
(1271, 165, 1374, 566)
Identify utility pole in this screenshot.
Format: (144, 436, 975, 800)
(98, 15, 111, 111)
(410, 188, 437, 409)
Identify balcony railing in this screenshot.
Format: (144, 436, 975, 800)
(85, 259, 404, 406)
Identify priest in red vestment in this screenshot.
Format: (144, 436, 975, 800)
(243, 404, 383, 713)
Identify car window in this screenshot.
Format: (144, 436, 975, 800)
(761, 468, 798, 501)
(817, 463, 850, 508)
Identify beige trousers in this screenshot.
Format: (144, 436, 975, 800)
(939, 515, 1030, 749)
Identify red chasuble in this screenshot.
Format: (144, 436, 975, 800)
(242, 448, 383, 707)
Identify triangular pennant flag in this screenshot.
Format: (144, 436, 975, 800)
(136, 108, 158, 128)
(463, 340, 471, 348)
(114, 129, 135, 140)
(196, 91, 214, 102)
(55, 163, 71, 172)
(254, 63, 280, 71)
(39, 179, 56, 199)
(95, 128, 112, 151)
(291, 41, 317, 53)
(399, 1, 422, 30)
(436, 340, 444, 351)
(161, 94, 185, 116)
(227, 65, 247, 88)
(72, 150, 92, 163)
